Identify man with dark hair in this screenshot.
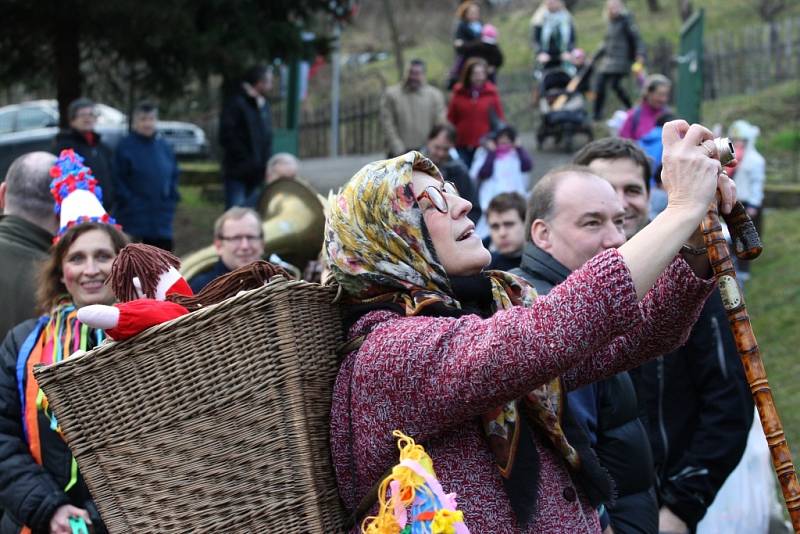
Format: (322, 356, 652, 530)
(219, 65, 274, 208)
(0, 152, 58, 339)
(113, 101, 180, 251)
(574, 138, 752, 533)
(512, 165, 658, 534)
(486, 191, 525, 270)
(422, 123, 480, 222)
(380, 59, 445, 157)
(52, 97, 114, 210)
(574, 137, 651, 239)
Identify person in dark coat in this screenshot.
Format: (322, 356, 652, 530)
(447, 1, 483, 89)
(0, 152, 57, 344)
(52, 98, 114, 211)
(593, 0, 646, 120)
(460, 24, 504, 83)
(574, 137, 752, 533)
(511, 166, 659, 534)
(113, 102, 180, 251)
(453, 1, 482, 51)
(421, 124, 480, 223)
(0, 223, 127, 534)
(219, 65, 274, 208)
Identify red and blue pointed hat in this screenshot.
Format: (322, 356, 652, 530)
(50, 149, 118, 240)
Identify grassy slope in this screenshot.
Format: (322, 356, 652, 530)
(702, 80, 800, 184)
(747, 209, 800, 459)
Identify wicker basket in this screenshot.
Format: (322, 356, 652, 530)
(33, 277, 349, 533)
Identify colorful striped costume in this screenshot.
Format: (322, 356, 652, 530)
(15, 300, 104, 533)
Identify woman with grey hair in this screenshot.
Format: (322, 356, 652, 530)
(326, 119, 737, 532)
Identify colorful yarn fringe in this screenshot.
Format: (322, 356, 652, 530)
(15, 300, 103, 490)
(362, 431, 470, 534)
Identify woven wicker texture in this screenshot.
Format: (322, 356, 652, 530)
(34, 277, 348, 533)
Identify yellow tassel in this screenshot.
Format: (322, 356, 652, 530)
(361, 430, 437, 534)
(394, 430, 434, 475)
(431, 509, 464, 534)
(362, 512, 401, 534)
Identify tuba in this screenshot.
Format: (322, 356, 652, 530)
(181, 176, 327, 284)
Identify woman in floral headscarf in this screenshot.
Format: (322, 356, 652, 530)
(326, 121, 737, 533)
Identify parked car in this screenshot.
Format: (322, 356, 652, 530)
(0, 99, 209, 178)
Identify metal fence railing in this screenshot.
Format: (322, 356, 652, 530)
(704, 16, 800, 100)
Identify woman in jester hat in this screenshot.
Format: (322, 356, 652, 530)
(0, 150, 127, 534)
(325, 121, 737, 532)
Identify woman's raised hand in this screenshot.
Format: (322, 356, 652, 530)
(660, 120, 737, 217)
(618, 120, 738, 299)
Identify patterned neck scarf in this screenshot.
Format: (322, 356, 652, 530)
(326, 152, 580, 522)
(16, 298, 104, 492)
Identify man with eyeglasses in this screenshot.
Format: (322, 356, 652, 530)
(188, 207, 265, 293)
(52, 97, 114, 211)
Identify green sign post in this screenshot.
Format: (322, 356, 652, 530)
(272, 59, 300, 155)
(677, 9, 704, 124)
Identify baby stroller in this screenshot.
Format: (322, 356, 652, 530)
(535, 66, 593, 152)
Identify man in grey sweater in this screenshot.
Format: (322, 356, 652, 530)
(380, 58, 445, 157)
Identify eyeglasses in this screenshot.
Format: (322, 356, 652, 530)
(415, 181, 460, 214)
(218, 234, 262, 244)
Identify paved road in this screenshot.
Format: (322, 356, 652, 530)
(300, 132, 573, 194)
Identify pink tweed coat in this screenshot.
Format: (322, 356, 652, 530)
(330, 250, 714, 533)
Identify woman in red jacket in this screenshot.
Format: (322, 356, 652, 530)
(447, 57, 505, 167)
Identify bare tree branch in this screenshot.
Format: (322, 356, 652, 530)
(380, 0, 405, 82)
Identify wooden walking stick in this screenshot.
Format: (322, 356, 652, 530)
(701, 139, 800, 532)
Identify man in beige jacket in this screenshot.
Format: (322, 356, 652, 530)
(380, 59, 446, 157)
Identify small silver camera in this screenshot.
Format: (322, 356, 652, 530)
(712, 137, 735, 166)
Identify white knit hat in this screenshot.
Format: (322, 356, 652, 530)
(728, 120, 760, 144)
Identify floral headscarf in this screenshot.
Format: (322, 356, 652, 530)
(326, 151, 452, 311)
